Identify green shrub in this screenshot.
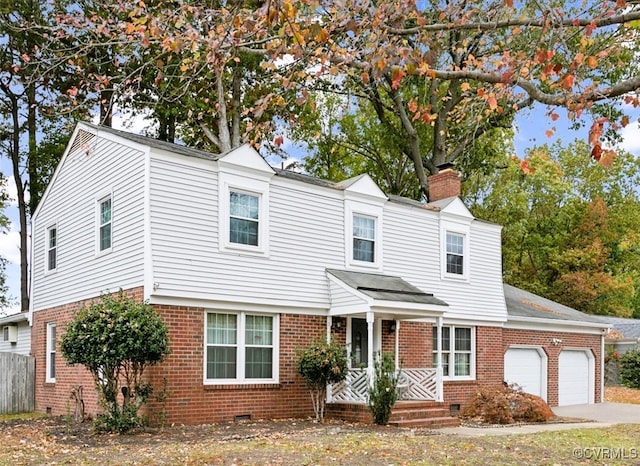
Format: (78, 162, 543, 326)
(461, 385, 554, 425)
(368, 352, 399, 425)
(297, 339, 348, 421)
(619, 349, 640, 389)
(61, 290, 171, 433)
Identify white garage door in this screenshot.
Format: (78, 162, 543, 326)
(558, 350, 592, 406)
(504, 347, 545, 399)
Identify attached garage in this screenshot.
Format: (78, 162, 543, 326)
(504, 346, 547, 401)
(558, 349, 594, 406)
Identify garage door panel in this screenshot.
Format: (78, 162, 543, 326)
(504, 348, 544, 399)
(558, 350, 592, 406)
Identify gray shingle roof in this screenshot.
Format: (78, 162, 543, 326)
(82, 122, 222, 161)
(594, 316, 640, 339)
(504, 284, 604, 324)
(327, 269, 448, 306)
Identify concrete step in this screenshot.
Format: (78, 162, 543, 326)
(389, 416, 461, 429)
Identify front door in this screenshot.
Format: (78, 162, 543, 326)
(351, 318, 369, 367)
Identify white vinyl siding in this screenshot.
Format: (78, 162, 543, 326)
(46, 322, 56, 383)
(0, 321, 31, 355)
(31, 133, 145, 311)
(204, 311, 278, 384)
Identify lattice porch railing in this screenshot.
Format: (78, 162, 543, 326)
(329, 367, 439, 403)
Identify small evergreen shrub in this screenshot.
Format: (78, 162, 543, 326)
(461, 385, 554, 425)
(619, 349, 640, 389)
(297, 339, 348, 422)
(368, 352, 399, 425)
(61, 291, 171, 433)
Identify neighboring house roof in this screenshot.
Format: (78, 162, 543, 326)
(594, 316, 640, 340)
(504, 284, 604, 328)
(0, 312, 28, 326)
(327, 269, 448, 306)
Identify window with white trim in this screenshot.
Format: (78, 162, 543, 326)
(344, 201, 383, 269)
(352, 215, 376, 262)
(446, 232, 464, 275)
(432, 326, 475, 379)
(46, 322, 57, 383)
(98, 195, 112, 252)
(205, 312, 277, 383)
(229, 191, 259, 246)
(46, 225, 57, 271)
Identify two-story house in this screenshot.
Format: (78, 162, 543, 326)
(29, 122, 606, 426)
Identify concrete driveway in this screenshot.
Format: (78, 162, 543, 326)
(438, 402, 640, 437)
(552, 402, 640, 424)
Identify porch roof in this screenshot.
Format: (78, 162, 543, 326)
(326, 269, 448, 318)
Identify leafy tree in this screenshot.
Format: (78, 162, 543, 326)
(297, 339, 348, 422)
(368, 352, 399, 425)
(0, 0, 87, 311)
(60, 291, 171, 433)
(0, 174, 9, 311)
(468, 140, 640, 317)
(48, 0, 640, 197)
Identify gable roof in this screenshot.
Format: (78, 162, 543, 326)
(81, 122, 222, 161)
(504, 284, 605, 328)
(327, 269, 448, 307)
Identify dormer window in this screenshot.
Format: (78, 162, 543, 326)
(230, 191, 259, 247)
(441, 222, 470, 280)
(446, 232, 464, 275)
(353, 215, 375, 263)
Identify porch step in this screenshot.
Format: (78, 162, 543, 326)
(388, 401, 460, 429)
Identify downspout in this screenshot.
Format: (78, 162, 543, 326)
(436, 316, 444, 402)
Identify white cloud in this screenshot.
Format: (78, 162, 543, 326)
(619, 124, 640, 156)
(0, 229, 21, 265)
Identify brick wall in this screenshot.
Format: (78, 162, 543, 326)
(31, 287, 145, 417)
(33, 295, 329, 425)
(503, 328, 602, 407)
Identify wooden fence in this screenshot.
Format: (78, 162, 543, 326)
(0, 353, 35, 414)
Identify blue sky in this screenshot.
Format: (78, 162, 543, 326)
(1, 104, 639, 314)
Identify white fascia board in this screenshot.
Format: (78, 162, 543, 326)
(505, 316, 608, 335)
(328, 304, 372, 316)
(371, 302, 448, 314)
(148, 294, 329, 316)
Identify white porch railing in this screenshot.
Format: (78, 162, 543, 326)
(329, 368, 439, 403)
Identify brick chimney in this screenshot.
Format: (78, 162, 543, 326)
(428, 164, 461, 202)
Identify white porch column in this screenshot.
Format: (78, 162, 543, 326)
(394, 320, 400, 371)
(436, 315, 444, 402)
(366, 311, 375, 383)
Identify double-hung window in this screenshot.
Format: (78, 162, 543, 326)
(98, 195, 112, 252)
(432, 326, 474, 379)
(46, 226, 57, 271)
(46, 322, 57, 383)
(229, 191, 259, 247)
(205, 312, 277, 383)
(446, 232, 464, 275)
(353, 215, 375, 263)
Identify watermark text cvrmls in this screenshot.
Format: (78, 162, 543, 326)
(573, 447, 638, 460)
